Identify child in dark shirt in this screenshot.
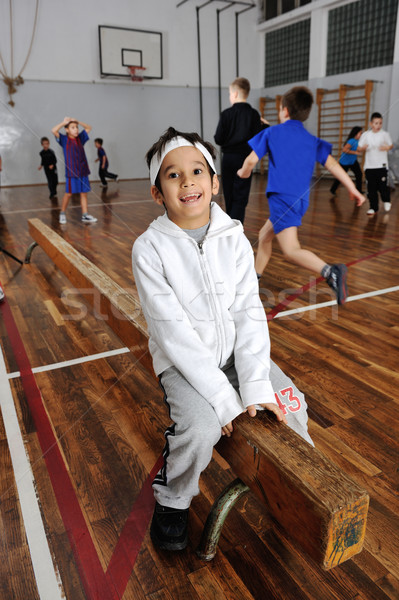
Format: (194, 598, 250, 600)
(214, 77, 267, 224)
(38, 137, 58, 199)
(94, 138, 118, 189)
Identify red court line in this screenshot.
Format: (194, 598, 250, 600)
(267, 243, 399, 320)
(106, 456, 163, 597)
(0, 291, 159, 599)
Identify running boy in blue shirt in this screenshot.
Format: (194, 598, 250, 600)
(238, 86, 365, 305)
(52, 117, 97, 224)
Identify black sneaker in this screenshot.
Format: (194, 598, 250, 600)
(326, 264, 348, 305)
(150, 502, 189, 551)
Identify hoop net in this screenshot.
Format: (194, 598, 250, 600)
(127, 66, 146, 82)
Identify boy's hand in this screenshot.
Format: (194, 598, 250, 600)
(221, 421, 233, 437)
(247, 403, 288, 424)
(237, 167, 251, 179)
(38, 165, 42, 170)
(351, 190, 366, 206)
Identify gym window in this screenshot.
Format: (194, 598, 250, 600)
(261, 0, 312, 22)
(327, 0, 398, 75)
(264, 19, 310, 86)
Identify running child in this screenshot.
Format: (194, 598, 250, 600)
(38, 137, 58, 199)
(238, 86, 365, 305)
(94, 138, 118, 189)
(132, 126, 313, 552)
(51, 117, 97, 224)
(330, 126, 363, 195)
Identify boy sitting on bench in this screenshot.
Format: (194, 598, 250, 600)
(132, 127, 313, 552)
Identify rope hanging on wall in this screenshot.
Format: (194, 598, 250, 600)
(0, 0, 39, 106)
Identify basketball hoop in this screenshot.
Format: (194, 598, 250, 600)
(127, 66, 146, 82)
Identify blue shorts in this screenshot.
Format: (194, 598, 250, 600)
(268, 193, 309, 234)
(65, 176, 91, 194)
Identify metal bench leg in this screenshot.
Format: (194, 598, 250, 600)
(196, 478, 250, 561)
(24, 242, 38, 264)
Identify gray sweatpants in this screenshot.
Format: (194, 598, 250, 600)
(153, 360, 313, 509)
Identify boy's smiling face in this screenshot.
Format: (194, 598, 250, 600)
(151, 146, 219, 229)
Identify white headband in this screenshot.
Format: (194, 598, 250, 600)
(149, 136, 217, 185)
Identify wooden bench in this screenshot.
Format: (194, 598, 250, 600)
(27, 217, 369, 570)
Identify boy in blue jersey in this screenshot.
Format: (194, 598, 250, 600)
(52, 117, 97, 224)
(238, 87, 365, 305)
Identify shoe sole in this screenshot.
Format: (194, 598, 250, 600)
(337, 266, 348, 305)
(150, 529, 188, 551)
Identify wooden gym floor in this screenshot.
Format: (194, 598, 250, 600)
(0, 175, 398, 599)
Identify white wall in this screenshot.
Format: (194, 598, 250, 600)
(1, 0, 399, 187)
(0, 0, 261, 186)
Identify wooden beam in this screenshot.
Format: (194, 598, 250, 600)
(27, 218, 369, 569)
(27, 218, 153, 377)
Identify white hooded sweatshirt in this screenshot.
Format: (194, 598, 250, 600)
(132, 202, 276, 427)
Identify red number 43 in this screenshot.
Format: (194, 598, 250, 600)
(274, 387, 301, 414)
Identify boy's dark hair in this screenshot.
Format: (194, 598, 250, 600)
(65, 120, 78, 129)
(94, 138, 103, 145)
(282, 86, 313, 122)
(345, 126, 362, 142)
(370, 112, 382, 121)
(230, 77, 250, 98)
(41, 137, 49, 144)
(146, 126, 216, 192)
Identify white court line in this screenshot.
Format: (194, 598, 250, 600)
(274, 285, 399, 318)
(7, 346, 130, 380)
(0, 345, 64, 599)
(6, 287, 399, 377)
(0, 197, 153, 216)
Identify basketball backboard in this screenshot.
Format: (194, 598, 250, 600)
(98, 26, 163, 80)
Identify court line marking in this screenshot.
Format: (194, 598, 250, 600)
(268, 243, 399, 320)
(0, 295, 117, 600)
(1, 292, 164, 598)
(7, 346, 130, 380)
(0, 344, 64, 600)
(0, 197, 153, 216)
(274, 285, 399, 318)
(4, 284, 399, 379)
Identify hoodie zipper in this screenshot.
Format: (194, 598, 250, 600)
(196, 239, 224, 364)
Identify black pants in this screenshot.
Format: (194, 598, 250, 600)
(221, 153, 252, 224)
(45, 168, 58, 197)
(330, 161, 362, 194)
(365, 167, 390, 212)
(99, 167, 117, 185)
